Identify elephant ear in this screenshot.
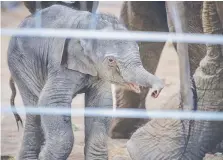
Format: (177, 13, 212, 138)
(60, 38, 98, 76)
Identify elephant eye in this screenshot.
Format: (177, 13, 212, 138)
(109, 58, 114, 62)
(106, 56, 116, 67)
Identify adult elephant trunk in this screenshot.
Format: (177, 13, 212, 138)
(127, 2, 223, 160)
(183, 2, 223, 158)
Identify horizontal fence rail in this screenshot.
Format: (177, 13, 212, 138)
(1, 28, 223, 44)
(2, 107, 223, 121)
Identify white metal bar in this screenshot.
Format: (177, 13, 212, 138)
(34, 1, 42, 28)
(2, 107, 223, 121)
(1, 28, 223, 44)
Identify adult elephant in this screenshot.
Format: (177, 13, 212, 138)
(125, 1, 223, 160)
(109, 1, 221, 140)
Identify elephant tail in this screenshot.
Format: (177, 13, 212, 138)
(9, 76, 23, 131)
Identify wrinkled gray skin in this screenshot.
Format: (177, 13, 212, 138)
(110, 1, 207, 139)
(7, 5, 164, 160)
(109, 1, 222, 142)
(9, 0, 98, 132)
(126, 1, 223, 160)
(110, 1, 169, 138)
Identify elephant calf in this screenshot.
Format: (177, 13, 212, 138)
(8, 5, 164, 160)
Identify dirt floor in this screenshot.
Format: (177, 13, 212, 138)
(1, 2, 221, 160)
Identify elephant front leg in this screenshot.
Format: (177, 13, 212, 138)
(37, 76, 77, 160)
(84, 81, 113, 160)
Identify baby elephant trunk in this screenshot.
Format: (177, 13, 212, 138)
(123, 66, 164, 98)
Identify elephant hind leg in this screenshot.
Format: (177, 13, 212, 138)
(8, 55, 44, 159)
(19, 113, 44, 160)
(12, 76, 44, 160)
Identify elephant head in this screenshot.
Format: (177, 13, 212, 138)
(59, 25, 164, 98)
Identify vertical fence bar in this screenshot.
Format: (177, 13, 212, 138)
(167, 2, 195, 110)
(35, 1, 41, 28)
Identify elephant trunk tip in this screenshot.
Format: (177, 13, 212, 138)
(122, 66, 165, 98)
(136, 76, 164, 98)
(149, 78, 165, 98)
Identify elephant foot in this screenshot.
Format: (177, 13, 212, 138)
(109, 118, 147, 139)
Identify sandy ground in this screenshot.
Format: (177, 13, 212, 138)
(1, 2, 182, 159)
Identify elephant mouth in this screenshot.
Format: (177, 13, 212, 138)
(126, 83, 141, 93)
(113, 82, 161, 98)
(125, 83, 160, 98)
